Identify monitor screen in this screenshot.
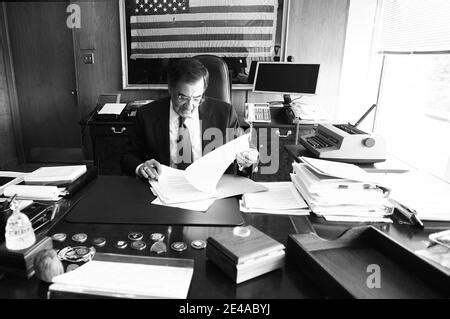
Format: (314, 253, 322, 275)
(253, 62, 320, 95)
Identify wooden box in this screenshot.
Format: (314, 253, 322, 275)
(0, 236, 53, 278)
(287, 226, 450, 298)
(206, 226, 285, 284)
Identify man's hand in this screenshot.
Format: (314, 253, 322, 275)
(236, 148, 259, 170)
(138, 159, 162, 180)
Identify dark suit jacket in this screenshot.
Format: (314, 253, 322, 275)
(121, 96, 243, 176)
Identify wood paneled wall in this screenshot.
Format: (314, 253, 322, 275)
(0, 4, 19, 169)
(73, 0, 349, 121)
(283, 0, 349, 118)
(1, 1, 349, 162)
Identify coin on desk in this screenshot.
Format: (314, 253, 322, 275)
(171, 242, 187, 252)
(52, 233, 67, 242)
(150, 241, 167, 254)
(131, 240, 147, 251)
(128, 232, 143, 241)
(92, 237, 106, 247)
(114, 240, 128, 249)
(72, 233, 88, 243)
(191, 240, 207, 250)
(150, 233, 165, 242)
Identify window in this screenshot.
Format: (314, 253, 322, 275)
(375, 0, 450, 183)
(340, 0, 450, 219)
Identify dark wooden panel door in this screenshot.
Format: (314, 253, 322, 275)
(6, 1, 81, 162)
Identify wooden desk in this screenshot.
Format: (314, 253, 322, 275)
(0, 175, 448, 299)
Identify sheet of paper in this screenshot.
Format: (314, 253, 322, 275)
(52, 260, 193, 299)
(24, 165, 87, 183)
(3, 185, 64, 201)
(300, 156, 379, 184)
(97, 103, 127, 115)
(149, 165, 218, 204)
(185, 133, 251, 193)
(239, 201, 310, 216)
(151, 197, 215, 212)
(242, 182, 308, 210)
(150, 164, 266, 205)
(322, 215, 393, 223)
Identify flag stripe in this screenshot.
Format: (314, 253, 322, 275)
(131, 26, 274, 36)
(130, 20, 273, 29)
(131, 47, 272, 54)
(129, 0, 278, 59)
(188, 5, 274, 14)
(190, 0, 276, 6)
(131, 33, 272, 42)
(130, 52, 272, 59)
(130, 12, 275, 23)
(131, 40, 272, 49)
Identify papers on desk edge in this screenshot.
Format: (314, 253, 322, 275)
(149, 134, 267, 210)
(49, 253, 194, 299)
(292, 158, 394, 222)
(240, 182, 310, 216)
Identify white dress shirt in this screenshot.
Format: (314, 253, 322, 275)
(168, 100, 202, 167)
(135, 100, 202, 175)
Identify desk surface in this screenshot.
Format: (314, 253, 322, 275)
(0, 175, 449, 299)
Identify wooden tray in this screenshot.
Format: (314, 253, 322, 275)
(287, 226, 450, 298)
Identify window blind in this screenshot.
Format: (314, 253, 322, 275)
(379, 0, 450, 53)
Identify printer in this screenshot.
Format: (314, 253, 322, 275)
(299, 123, 386, 164)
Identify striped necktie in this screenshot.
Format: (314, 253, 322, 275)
(176, 116, 193, 170)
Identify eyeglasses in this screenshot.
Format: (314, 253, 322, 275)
(176, 93, 204, 104)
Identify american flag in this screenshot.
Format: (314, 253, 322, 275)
(129, 0, 278, 59)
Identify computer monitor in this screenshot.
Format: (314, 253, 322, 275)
(253, 62, 320, 104)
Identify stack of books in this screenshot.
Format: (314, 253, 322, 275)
(24, 165, 87, 185)
(291, 157, 394, 223)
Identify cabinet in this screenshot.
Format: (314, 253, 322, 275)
(87, 109, 315, 178)
(251, 108, 315, 182)
(87, 119, 134, 175)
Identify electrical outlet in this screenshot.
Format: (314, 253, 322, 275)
(82, 53, 94, 64)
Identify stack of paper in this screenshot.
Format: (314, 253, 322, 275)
(291, 157, 394, 223)
(150, 134, 267, 211)
(3, 185, 66, 201)
(240, 182, 310, 215)
(49, 253, 194, 299)
(24, 165, 87, 184)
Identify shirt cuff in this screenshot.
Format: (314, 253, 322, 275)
(135, 163, 144, 177)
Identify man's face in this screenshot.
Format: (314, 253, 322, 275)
(169, 78, 205, 118)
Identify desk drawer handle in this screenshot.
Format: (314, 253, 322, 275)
(111, 127, 126, 134)
(275, 130, 292, 138)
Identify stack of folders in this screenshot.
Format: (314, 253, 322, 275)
(240, 182, 310, 215)
(291, 157, 394, 223)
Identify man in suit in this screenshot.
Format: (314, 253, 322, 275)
(121, 58, 257, 179)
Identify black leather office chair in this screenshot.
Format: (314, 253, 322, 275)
(193, 55, 232, 104)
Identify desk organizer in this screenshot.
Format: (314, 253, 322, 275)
(287, 226, 450, 298)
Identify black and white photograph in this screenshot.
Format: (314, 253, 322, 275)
(0, 0, 449, 310)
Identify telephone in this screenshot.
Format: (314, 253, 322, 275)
(244, 103, 272, 123)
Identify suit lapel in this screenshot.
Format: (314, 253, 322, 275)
(199, 100, 214, 152)
(154, 98, 171, 166)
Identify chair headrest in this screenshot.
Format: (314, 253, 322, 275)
(193, 55, 232, 104)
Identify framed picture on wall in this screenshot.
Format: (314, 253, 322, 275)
(119, 0, 289, 89)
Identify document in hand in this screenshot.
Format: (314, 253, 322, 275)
(24, 165, 87, 184)
(49, 253, 194, 299)
(150, 134, 267, 207)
